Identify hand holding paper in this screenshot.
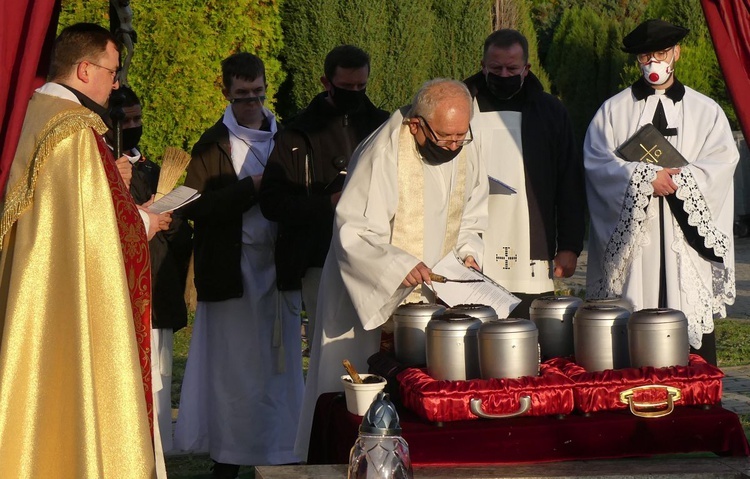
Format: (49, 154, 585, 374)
(147, 185, 201, 214)
(431, 251, 520, 318)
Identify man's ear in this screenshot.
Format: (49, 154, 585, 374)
(673, 44, 681, 63)
(77, 61, 91, 84)
(407, 118, 420, 136)
(222, 88, 231, 102)
(320, 76, 332, 91)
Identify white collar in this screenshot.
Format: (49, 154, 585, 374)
(222, 105, 276, 144)
(36, 82, 80, 103)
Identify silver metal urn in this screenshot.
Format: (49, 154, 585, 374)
(445, 303, 498, 323)
(478, 318, 539, 379)
(392, 302, 446, 366)
(425, 313, 481, 380)
(529, 295, 583, 360)
(628, 308, 689, 368)
(573, 305, 630, 372)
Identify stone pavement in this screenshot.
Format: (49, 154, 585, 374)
(555, 236, 750, 416)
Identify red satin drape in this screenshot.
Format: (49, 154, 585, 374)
(701, 0, 750, 140)
(0, 0, 61, 197)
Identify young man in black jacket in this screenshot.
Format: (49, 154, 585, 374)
(259, 45, 389, 351)
(174, 53, 304, 479)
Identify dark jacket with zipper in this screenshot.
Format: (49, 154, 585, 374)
(464, 71, 586, 259)
(259, 92, 389, 290)
(182, 119, 260, 302)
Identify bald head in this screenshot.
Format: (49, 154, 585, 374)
(407, 78, 473, 123)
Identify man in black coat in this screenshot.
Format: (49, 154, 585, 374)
(259, 45, 389, 350)
(464, 29, 586, 318)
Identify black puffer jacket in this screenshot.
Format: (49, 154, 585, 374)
(259, 93, 389, 290)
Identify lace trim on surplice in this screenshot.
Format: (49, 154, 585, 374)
(671, 169, 735, 348)
(592, 163, 656, 299)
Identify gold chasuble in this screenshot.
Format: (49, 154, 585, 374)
(0, 93, 155, 478)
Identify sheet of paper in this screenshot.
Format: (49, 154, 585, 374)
(488, 175, 517, 194)
(147, 185, 201, 214)
(431, 251, 521, 318)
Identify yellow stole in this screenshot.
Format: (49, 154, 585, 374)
(390, 124, 467, 301)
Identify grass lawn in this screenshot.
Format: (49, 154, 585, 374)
(165, 316, 750, 478)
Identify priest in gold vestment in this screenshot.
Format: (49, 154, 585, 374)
(0, 24, 156, 478)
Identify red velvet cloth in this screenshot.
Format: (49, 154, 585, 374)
(0, 0, 61, 196)
(96, 133, 154, 434)
(397, 361, 575, 422)
(308, 392, 750, 466)
(552, 354, 723, 414)
(701, 0, 750, 141)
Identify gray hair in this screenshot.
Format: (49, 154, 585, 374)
(406, 78, 473, 122)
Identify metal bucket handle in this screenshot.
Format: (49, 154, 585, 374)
(469, 395, 531, 419)
(619, 385, 682, 418)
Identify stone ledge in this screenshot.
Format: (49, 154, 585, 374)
(257, 457, 750, 478)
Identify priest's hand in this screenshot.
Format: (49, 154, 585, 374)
(116, 155, 133, 189)
(143, 211, 172, 240)
(463, 255, 479, 271)
(403, 262, 432, 287)
(651, 168, 680, 197)
(553, 250, 578, 278)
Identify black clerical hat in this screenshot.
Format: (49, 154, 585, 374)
(622, 19, 689, 54)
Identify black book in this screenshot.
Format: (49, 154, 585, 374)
(616, 123, 688, 168)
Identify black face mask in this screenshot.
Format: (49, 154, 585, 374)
(331, 86, 367, 112)
(486, 72, 524, 100)
(122, 125, 143, 151)
(417, 137, 462, 165)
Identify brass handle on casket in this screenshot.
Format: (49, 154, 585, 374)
(619, 384, 682, 418)
(470, 395, 531, 419)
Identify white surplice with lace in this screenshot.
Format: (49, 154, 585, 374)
(584, 86, 738, 349)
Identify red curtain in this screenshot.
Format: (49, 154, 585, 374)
(701, 0, 750, 141)
(0, 0, 61, 196)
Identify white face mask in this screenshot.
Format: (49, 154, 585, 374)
(640, 57, 675, 86)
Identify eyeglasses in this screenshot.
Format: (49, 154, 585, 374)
(84, 61, 122, 84)
(636, 47, 674, 64)
(418, 116, 473, 147)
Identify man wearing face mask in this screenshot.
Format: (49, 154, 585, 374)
(259, 45, 389, 353)
(294, 78, 488, 461)
(464, 29, 585, 318)
(584, 19, 738, 365)
(116, 86, 193, 460)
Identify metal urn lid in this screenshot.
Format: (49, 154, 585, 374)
(629, 308, 687, 325)
(574, 305, 630, 325)
(479, 318, 538, 337)
(581, 297, 634, 313)
(446, 304, 498, 322)
(394, 302, 446, 320)
(359, 391, 402, 436)
(426, 313, 482, 334)
(529, 295, 583, 314)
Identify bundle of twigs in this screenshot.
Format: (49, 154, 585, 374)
(155, 146, 192, 200)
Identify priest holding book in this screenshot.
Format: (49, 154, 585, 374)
(583, 19, 738, 365)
